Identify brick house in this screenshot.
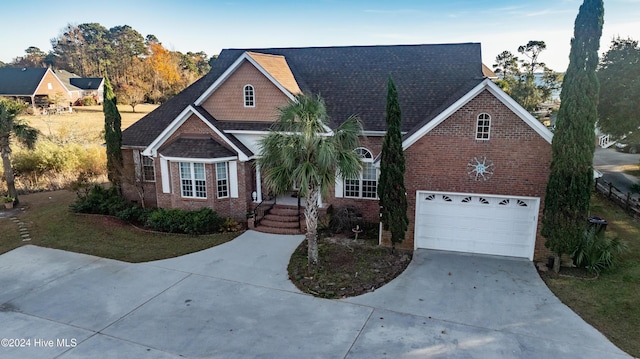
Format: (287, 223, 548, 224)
(54, 69, 105, 105)
(0, 67, 71, 112)
(121, 43, 553, 261)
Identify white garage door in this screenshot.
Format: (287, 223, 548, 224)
(415, 191, 539, 260)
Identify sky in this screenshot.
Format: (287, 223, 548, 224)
(1, 0, 639, 72)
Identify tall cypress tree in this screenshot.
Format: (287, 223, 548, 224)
(103, 75, 123, 192)
(378, 76, 408, 252)
(542, 0, 604, 272)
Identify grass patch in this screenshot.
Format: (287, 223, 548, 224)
(543, 194, 640, 357)
(288, 234, 412, 299)
(26, 104, 157, 143)
(618, 164, 640, 178)
(0, 189, 241, 263)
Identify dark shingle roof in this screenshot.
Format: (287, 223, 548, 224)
(70, 78, 103, 90)
(159, 135, 236, 159)
(0, 67, 48, 95)
(122, 73, 218, 146)
(123, 43, 484, 146)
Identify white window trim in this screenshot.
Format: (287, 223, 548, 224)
(475, 112, 491, 141)
(216, 162, 229, 199)
(142, 156, 156, 182)
(179, 162, 207, 199)
(244, 84, 255, 108)
(343, 147, 378, 200)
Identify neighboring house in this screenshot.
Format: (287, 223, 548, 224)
(54, 69, 105, 105)
(0, 67, 71, 112)
(121, 43, 553, 261)
(481, 63, 498, 80)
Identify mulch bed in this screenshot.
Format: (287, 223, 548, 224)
(288, 235, 412, 299)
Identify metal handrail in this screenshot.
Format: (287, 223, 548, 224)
(253, 195, 276, 228)
(297, 192, 302, 231)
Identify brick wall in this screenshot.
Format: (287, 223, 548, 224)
(395, 90, 552, 260)
(156, 160, 249, 223)
(120, 149, 158, 208)
(122, 113, 254, 223)
(325, 136, 384, 223)
(36, 70, 71, 103)
(201, 61, 291, 121)
(165, 114, 234, 149)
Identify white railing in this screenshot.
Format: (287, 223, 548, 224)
(598, 134, 611, 148)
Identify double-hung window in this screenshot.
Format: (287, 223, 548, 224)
(142, 157, 155, 182)
(216, 162, 229, 198)
(179, 162, 206, 198)
(344, 148, 378, 199)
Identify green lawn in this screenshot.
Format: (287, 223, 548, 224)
(0, 189, 241, 263)
(543, 194, 640, 357)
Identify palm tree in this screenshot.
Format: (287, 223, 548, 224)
(257, 94, 363, 270)
(0, 97, 38, 204)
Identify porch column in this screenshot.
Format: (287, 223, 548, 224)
(255, 164, 262, 202)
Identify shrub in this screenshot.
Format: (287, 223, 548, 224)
(145, 207, 224, 235)
(72, 186, 227, 235)
(219, 218, 243, 232)
(573, 228, 628, 274)
(70, 184, 129, 215)
(328, 206, 363, 234)
(81, 96, 97, 106)
(12, 141, 106, 192)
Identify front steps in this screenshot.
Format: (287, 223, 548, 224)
(254, 204, 304, 235)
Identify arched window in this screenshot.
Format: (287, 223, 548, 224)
(476, 113, 491, 140)
(244, 84, 255, 107)
(345, 147, 378, 199)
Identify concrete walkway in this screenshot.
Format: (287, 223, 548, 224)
(0, 231, 631, 358)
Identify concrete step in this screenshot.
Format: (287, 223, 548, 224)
(264, 213, 301, 223)
(254, 225, 302, 235)
(253, 204, 305, 234)
(270, 205, 302, 216)
(260, 218, 301, 229)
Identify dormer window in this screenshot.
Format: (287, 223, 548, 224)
(244, 84, 255, 107)
(476, 113, 491, 140)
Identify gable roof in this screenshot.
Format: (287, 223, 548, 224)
(214, 44, 484, 133)
(123, 43, 485, 147)
(195, 51, 300, 105)
(70, 77, 103, 90)
(246, 52, 301, 95)
(402, 78, 553, 150)
(54, 69, 104, 92)
(159, 134, 236, 160)
(0, 67, 48, 96)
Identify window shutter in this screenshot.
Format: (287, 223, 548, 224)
(132, 150, 141, 180)
(160, 158, 170, 193)
(229, 161, 239, 198)
(335, 173, 343, 198)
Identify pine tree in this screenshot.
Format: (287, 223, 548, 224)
(103, 75, 123, 192)
(542, 0, 604, 272)
(378, 76, 408, 252)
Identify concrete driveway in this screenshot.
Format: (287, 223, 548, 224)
(594, 147, 640, 199)
(0, 231, 630, 358)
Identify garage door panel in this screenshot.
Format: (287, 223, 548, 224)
(415, 191, 538, 259)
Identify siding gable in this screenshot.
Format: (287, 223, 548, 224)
(200, 60, 293, 122)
